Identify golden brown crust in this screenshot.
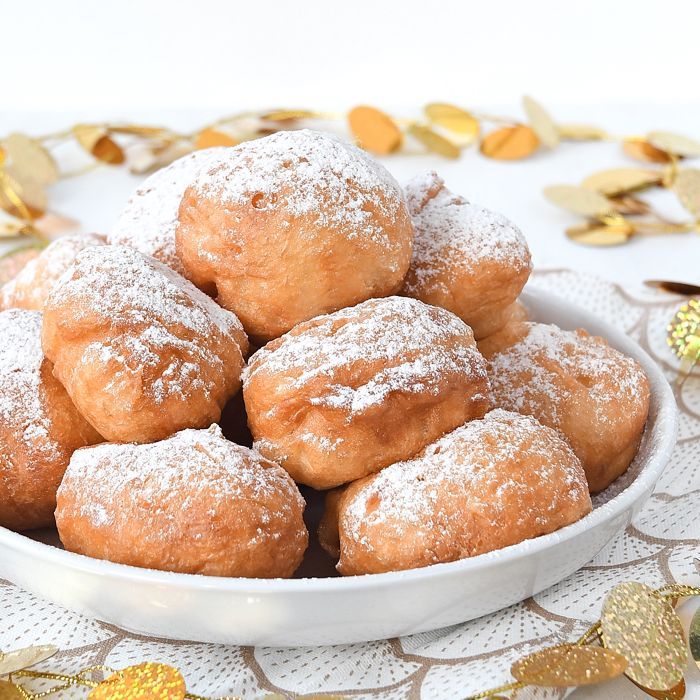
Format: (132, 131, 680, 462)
(334, 410, 592, 575)
(175, 130, 414, 343)
(41, 245, 248, 444)
(55, 426, 308, 578)
(0, 310, 101, 530)
(243, 296, 491, 490)
(480, 321, 650, 493)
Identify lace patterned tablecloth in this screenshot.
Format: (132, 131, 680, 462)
(2, 269, 699, 699)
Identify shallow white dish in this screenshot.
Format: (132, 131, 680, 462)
(0, 287, 677, 647)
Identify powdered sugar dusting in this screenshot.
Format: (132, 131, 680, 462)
(403, 171, 531, 294)
(48, 245, 246, 404)
(343, 409, 589, 552)
(0, 309, 60, 462)
(110, 148, 229, 272)
(487, 323, 646, 424)
(192, 130, 406, 249)
(244, 296, 488, 417)
(58, 425, 304, 534)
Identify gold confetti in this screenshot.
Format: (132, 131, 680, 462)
(194, 128, 238, 149)
(522, 95, 559, 149)
(557, 123, 608, 141)
(0, 681, 25, 700)
(690, 606, 700, 669)
(511, 643, 627, 687)
(0, 645, 58, 676)
(1, 133, 59, 186)
(543, 184, 614, 218)
(601, 582, 687, 691)
(73, 125, 125, 164)
(582, 168, 661, 196)
(424, 103, 480, 144)
(480, 125, 539, 160)
(629, 677, 686, 699)
(623, 138, 672, 164)
(566, 221, 633, 246)
(648, 131, 700, 158)
(408, 124, 460, 159)
(673, 169, 700, 218)
(88, 663, 185, 700)
(347, 106, 402, 155)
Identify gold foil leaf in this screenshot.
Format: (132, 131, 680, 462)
(522, 95, 559, 149)
(408, 124, 461, 159)
(194, 128, 238, 149)
(623, 138, 672, 164)
(0, 644, 57, 675)
(582, 168, 661, 196)
(73, 125, 125, 164)
(690, 605, 700, 669)
(1, 133, 59, 185)
(0, 169, 47, 220)
(261, 109, 323, 121)
(566, 221, 632, 246)
(543, 184, 613, 217)
(648, 131, 700, 158)
(629, 677, 686, 699)
(609, 194, 653, 216)
(480, 126, 539, 160)
(557, 124, 608, 141)
(89, 662, 186, 700)
(601, 582, 686, 691)
(348, 106, 402, 155)
(0, 681, 25, 700)
(511, 643, 627, 687)
(673, 169, 700, 218)
(424, 103, 480, 141)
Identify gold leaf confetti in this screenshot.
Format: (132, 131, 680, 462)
(1, 133, 59, 186)
(347, 106, 402, 155)
(609, 194, 653, 216)
(623, 138, 672, 164)
(667, 299, 700, 375)
(582, 168, 661, 196)
(673, 169, 700, 218)
(0, 645, 58, 675)
(73, 125, 125, 164)
(629, 677, 686, 699)
(88, 662, 185, 700)
(601, 582, 687, 691)
(424, 103, 480, 143)
(566, 221, 633, 246)
(522, 95, 559, 149)
(0, 681, 25, 700)
(0, 169, 47, 220)
(648, 131, 700, 158)
(557, 123, 608, 141)
(194, 128, 238, 149)
(408, 124, 460, 159)
(480, 125, 539, 160)
(511, 643, 627, 687)
(690, 606, 700, 669)
(543, 184, 614, 218)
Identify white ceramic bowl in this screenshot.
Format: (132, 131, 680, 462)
(0, 287, 677, 646)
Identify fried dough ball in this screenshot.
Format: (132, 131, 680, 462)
(243, 296, 491, 490)
(479, 322, 650, 493)
(55, 425, 308, 577)
(0, 233, 105, 311)
(42, 245, 248, 444)
(110, 148, 228, 274)
(401, 171, 532, 340)
(0, 310, 101, 530)
(176, 130, 414, 343)
(329, 410, 592, 575)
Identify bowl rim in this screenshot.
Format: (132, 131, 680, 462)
(0, 286, 679, 594)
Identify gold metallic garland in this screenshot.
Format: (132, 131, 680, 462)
(1, 99, 700, 247)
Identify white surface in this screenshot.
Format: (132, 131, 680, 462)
(0, 287, 678, 647)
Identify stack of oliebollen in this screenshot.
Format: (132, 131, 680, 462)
(0, 130, 649, 578)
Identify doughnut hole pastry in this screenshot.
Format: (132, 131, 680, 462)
(176, 130, 414, 342)
(331, 410, 592, 575)
(55, 425, 308, 577)
(480, 322, 650, 493)
(0, 233, 105, 311)
(401, 171, 532, 340)
(243, 296, 491, 490)
(0, 310, 101, 531)
(110, 148, 228, 275)
(42, 245, 248, 444)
